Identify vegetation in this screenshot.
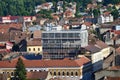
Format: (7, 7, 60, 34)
(0, 0, 93, 16)
(14, 58, 26, 80)
(93, 9, 100, 18)
(103, 0, 120, 5)
(111, 7, 119, 19)
(37, 9, 53, 19)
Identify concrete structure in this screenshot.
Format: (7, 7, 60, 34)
(42, 29, 88, 59)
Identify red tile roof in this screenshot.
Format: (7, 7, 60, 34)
(96, 40, 108, 49)
(0, 23, 22, 33)
(27, 39, 42, 46)
(0, 56, 90, 68)
(83, 22, 92, 26)
(75, 56, 91, 66)
(84, 45, 101, 53)
(103, 11, 111, 16)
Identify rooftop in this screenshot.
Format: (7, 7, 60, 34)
(0, 55, 90, 68)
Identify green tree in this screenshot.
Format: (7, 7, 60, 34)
(75, 0, 80, 17)
(63, 0, 66, 12)
(37, 9, 53, 19)
(93, 9, 100, 18)
(14, 58, 26, 80)
(111, 9, 119, 19)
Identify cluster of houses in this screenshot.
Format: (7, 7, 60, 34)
(1, 0, 120, 80)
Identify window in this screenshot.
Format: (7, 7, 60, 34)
(29, 48, 31, 51)
(11, 72, 14, 76)
(50, 72, 52, 75)
(68, 33, 74, 38)
(55, 33, 61, 38)
(38, 48, 40, 51)
(58, 72, 60, 75)
(62, 33, 67, 38)
(33, 48, 35, 51)
(54, 72, 56, 75)
(67, 72, 69, 76)
(71, 72, 73, 76)
(30, 70, 33, 72)
(49, 33, 54, 38)
(75, 72, 78, 76)
(62, 72, 65, 76)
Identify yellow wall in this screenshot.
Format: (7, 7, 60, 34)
(101, 47, 110, 58)
(48, 68, 82, 77)
(27, 46, 42, 54)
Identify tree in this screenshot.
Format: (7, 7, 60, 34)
(93, 9, 100, 18)
(75, 0, 80, 17)
(111, 8, 119, 19)
(63, 0, 66, 12)
(14, 58, 26, 80)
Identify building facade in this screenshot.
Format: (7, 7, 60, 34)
(42, 30, 88, 59)
(0, 56, 92, 80)
(27, 39, 42, 54)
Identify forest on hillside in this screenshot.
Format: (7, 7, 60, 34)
(0, 0, 120, 16)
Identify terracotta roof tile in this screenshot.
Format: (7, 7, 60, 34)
(0, 56, 90, 68)
(27, 39, 42, 46)
(84, 45, 101, 53)
(83, 22, 92, 26)
(96, 40, 108, 49)
(75, 56, 91, 66)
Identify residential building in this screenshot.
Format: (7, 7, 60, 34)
(98, 12, 114, 24)
(84, 40, 111, 72)
(0, 55, 92, 80)
(63, 10, 75, 18)
(0, 16, 36, 23)
(27, 39, 42, 54)
(42, 29, 88, 59)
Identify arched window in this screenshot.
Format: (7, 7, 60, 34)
(38, 48, 40, 51)
(33, 48, 35, 51)
(29, 48, 31, 51)
(7, 72, 9, 74)
(58, 72, 60, 76)
(30, 70, 33, 72)
(11, 72, 14, 76)
(39, 70, 41, 72)
(71, 72, 73, 76)
(54, 72, 56, 75)
(75, 72, 78, 76)
(34, 70, 37, 72)
(67, 72, 69, 76)
(62, 72, 65, 76)
(50, 72, 52, 75)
